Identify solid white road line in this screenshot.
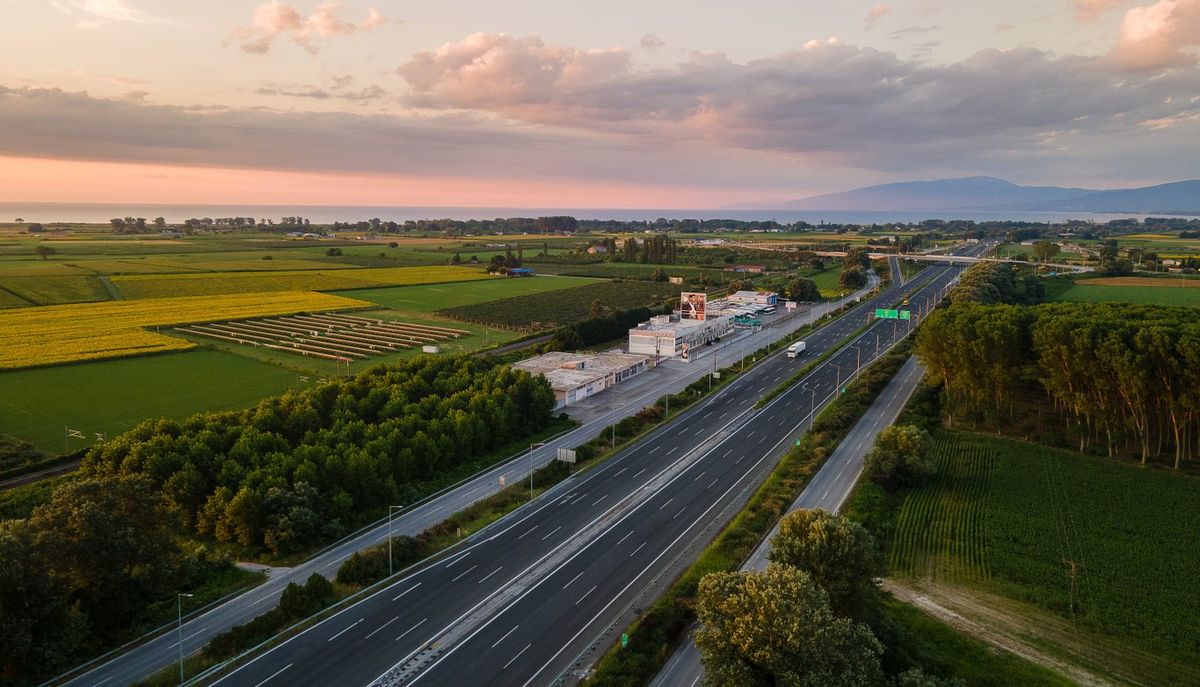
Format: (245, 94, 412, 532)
(450, 565, 478, 583)
(363, 616, 399, 640)
(327, 619, 363, 642)
(392, 582, 422, 601)
(491, 624, 519, 649)
(251, 663, 292, 687)
(395, 618, 427, 642)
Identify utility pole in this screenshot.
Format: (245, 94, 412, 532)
(1063, 558, 1082, 615)
(178, 593, 194, 684)
(388, 505, 404, 577)
(529, 442, 546, 501)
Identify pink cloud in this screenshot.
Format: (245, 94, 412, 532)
(1109, 0, 1200, 70)
(1074, 0, 1127, 22)
(865, 4, 891, 30)
(232, 1, 389, 55)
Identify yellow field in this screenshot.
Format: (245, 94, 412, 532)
(0, 291, 372, 369)
(112, 265, 494, 298)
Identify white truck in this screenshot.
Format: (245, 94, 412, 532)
(787, 341, 806, 358)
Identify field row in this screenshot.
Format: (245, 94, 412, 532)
(0, 291, 371, 369)
(112, 265, 494, 298)
(437, 280, 680, 329)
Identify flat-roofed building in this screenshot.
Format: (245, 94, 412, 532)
(628, 313, 734, 361)
(513, 351, 651, 409)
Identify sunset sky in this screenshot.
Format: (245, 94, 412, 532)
(1, 0, 1198, 207)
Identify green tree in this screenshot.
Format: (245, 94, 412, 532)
(33, 244, 55, 260)
(768, 510, 883, 619)
(1032, 240, 1058, 262)
(865, 425, 934, 489)
(787, 276, 821, 302)
(840, 266, 868, 289)
(695, 564, 885, 687)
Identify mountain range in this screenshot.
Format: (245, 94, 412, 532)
(769, 176, 1200, 214)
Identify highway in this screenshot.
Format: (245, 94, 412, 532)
(203, 252, 975, 687)
(650, 356, 928, 687)
(57, 276, 874, 687)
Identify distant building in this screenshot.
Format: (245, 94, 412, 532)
(586, 245, 608, 254)
(628, 314, 734, 360)
(728, 290, 778, 306)
(513, 351, 651, 409)
(725, 265, 766, 274)
(507, 268, 535, 277)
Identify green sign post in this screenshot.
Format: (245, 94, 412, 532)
(621, 633, 629, 648)
(875, 308, 900, 319)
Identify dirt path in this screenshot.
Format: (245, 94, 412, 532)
(883, 578, 1174, 687)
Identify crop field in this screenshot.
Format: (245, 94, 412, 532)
(807, 265, 845, 296)
(888, 430, 1200, 673)
(0, 349, 296, 453)
(526, 262, 716, 281)
(1044, 280, 1200, 306)
(0, 274, 111, 306)
(438, 280, 680, 328)
(331, 275, 593, 311)
(0, 291, 371, 369)
(111, 265, 493, 298)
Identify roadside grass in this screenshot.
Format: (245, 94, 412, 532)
(847, 429, 1200, 684)
(0, 349, 296, 454)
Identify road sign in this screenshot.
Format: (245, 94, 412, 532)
(794, 439, 802, 446)
(899, 310, 911, 320)
(874, 308, 900, 319)
(499, 475, 506, 488)
(621, 633, 629, 648)
(557, 448, 577, 464)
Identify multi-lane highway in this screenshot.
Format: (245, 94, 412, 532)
(58, 276, 875, 687)
(204, 253, 974, 687)
(650, 355, 929, 687)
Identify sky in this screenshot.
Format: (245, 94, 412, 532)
(0, 0, 1198, 208)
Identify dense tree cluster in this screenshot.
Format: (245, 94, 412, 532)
(918, 302, 1200, 468)
(81, 356, 556, 553)
(865, 425, 934, 490)
(947, 262, 1043, 305)
(786, 276, 821, 302)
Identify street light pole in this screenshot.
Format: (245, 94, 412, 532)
(388, 505, 404, 577)
(529, 442, 546, 501)
(178, 593, 194, 684)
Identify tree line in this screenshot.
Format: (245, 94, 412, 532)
(917, 302, 1200, 468)
(81, 356, 556, 554)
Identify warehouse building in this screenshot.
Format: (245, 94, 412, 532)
(513, 351, 651, 409)
(628, 314, 734, 361)
(728, 290, 778, 305)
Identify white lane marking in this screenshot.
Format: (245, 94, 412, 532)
(478, 566, 503, 585)
(364, 615, 400, 640)
(734, 453, 744, 464)
(327, 618, 363, 642)
(722, 448, 732, 458)
(392, 582, 422, 602)
(649, 445, 661, 454)
(252, 663, 292, 687)
(502, 643, 532, 671)
(442, 550, 471, 569)
(658, 497, 674, 510)
(693, 471, 705, 481)
(250, 594, 271, 607)
(517, 524, 539, 540)
(695, 428, 706, 437)
(673, 507, 686, 520)
(450, 564, 478, 583)
(592, 494, 607, 506)
(612, 467, 628, 478)
(615, 530, 634, 546)
(747, 430, 756, 438)
(170, 630, 204, 648)
(708, 478, 719, 489)
(629, 541, 647, 557)
(667, 446, 679, 455)
(563, 570, 585, 588)
(395, 617, 428, 642)
(632, 468, 647, 480)
(492, 624, 520, 648)
(541, 525, 562, 541)
(576, 584, 597, 605)
(92, 679, 113, 686)
(569, 494, 588, 506)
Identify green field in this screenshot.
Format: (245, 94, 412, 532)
(0, 349, 296, 453)
(438, 280, 680, 328)
(807, 265, 844, 296)
(333, 274, 594, 311)
(1045, 279, 1200, 306)
(869, 430, 1200, 683)
(0, 274, 111, 305)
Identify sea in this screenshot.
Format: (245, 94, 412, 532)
(0, 202, 1149, 226)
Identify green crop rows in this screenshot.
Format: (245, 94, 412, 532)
(437, 280, 681, 328)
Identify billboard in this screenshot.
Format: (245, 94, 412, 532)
(680, 292, 707, 321)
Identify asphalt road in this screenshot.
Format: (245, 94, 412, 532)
(204, 258, 969, 687)
(57, 278, 873, 687)
(649, 356, 929, 687)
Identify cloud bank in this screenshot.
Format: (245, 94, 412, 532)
(232, 1, 389, 55)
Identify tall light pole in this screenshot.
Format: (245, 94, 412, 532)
(835, 364, 842, 393)
(388, 505, 404, 577)
(178, 592, 194, 684)
(529, 442, 546, 501)
(855, 347, 862, 379)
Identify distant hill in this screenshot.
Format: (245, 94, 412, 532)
(774, 176, 1200, 214)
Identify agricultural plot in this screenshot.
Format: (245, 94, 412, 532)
(526, 262, 715, 281)
(178, 312, 469, 363)
(438, 280, 680, 329)
(111, 265, 493, 298)
(888, 430, 1200, 677)
(1045, 277, 1200, 306)
(0, 349, 295, 454)
(0, 291, 371, 369)
(331, 274, 594, 311)
(0, 274, 111, 306)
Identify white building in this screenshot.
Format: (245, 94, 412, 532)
(728, 290, 778, 306)
(513, 351, 651, 409)
(628, 314, 734, 361)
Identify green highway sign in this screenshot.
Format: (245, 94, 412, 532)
(621, 633, 629, 648)
(899, 310, 911, 320)
(875, 309, 900, 319)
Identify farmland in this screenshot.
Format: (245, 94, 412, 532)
(111, 265, 493, 298)
(334, 274, 593, 311)
(0, 350, 296, 454)
(438, 280, 681, 329)
(858, 430, 1200, 684)
(1044, 274, 1200, 306)
(0, 291, 371, 369)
